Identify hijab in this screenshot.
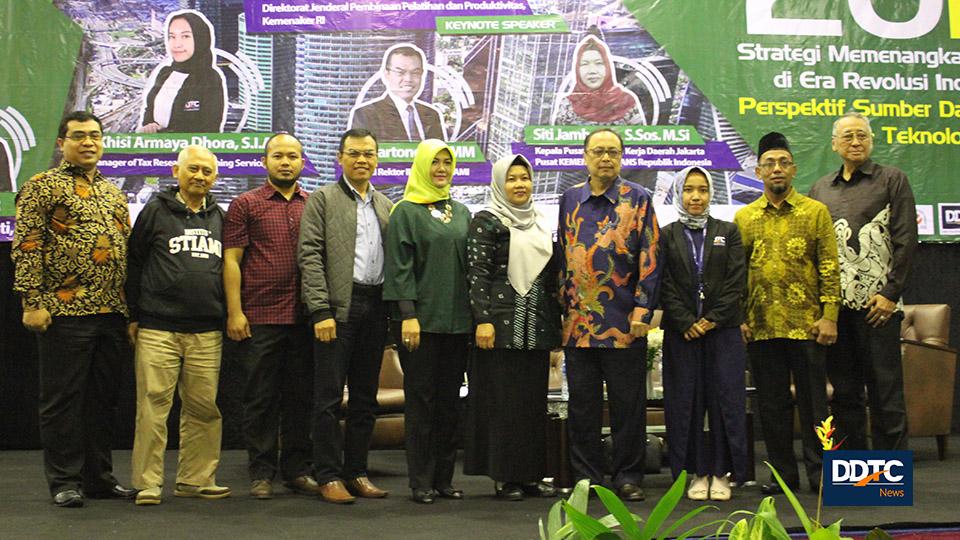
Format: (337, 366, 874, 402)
(167, 11, 215, 74)
(566, 36, 639, 123)
(672, 165, 712, 230)
(485, 154, 553, 296)
(400, 138, 456, 205)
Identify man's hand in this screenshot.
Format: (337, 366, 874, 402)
(865, 294, 896, 328)
(401, 318, 421, 352)
(475, 323, 495, 350)
(314, 319, 336, 342)
(629, 307, 650, 338)
(138, 122, 161, 134)
(810, 318, 838, 346)
(740, 323, 753, 343)
(683, 322, 706, 341)
(127, 322, 139, 346)
(22, 308, 51, 333)
(696, 318, 716, 332)
(227, 311, 252, 341)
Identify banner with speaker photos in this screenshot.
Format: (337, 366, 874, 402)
(0, 1, 956, 239)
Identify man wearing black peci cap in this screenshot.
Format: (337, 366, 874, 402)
(733, 132, 840, 495)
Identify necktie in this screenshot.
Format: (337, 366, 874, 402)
(406, 104, 418, 141)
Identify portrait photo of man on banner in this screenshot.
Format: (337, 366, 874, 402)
(348, 43, 448, 143)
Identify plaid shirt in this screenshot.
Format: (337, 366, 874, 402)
(223, 182, 308, 325)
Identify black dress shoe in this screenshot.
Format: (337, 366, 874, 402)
(411, 489, 435, 504)
(435, 486, 464, 500)
(53, 489, 84, 508)
(761, 482, 800, 495)
(618, 483, 645, 501)
(496, 483, 524, 501)
(87, 484, 138, 499)
(760, 483, 782, 495)
(521, 481, 557, 498)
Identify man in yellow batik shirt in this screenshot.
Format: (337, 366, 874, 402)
(734, 132, 840, 497)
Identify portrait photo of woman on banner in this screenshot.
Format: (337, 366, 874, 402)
(553, 35, 645, 126)
(138, 9, 227, 134)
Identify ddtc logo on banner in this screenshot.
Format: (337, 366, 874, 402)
(823, 451, 913, 506)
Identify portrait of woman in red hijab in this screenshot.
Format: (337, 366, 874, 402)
(553, 36, 645, 126)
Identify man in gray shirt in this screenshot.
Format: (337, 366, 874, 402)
(809, 111, 918, 451)
(298, 128, 393, 503)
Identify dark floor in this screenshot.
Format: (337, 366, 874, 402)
(1, 436, 957, 540)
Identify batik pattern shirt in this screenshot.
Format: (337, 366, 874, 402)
(12, 161, 130, 316)
(733, 189, 840, 342)
(558, 177, 660, 349)
(809, 159, 917, 310)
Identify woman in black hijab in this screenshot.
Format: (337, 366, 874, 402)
(138, 10, 227, 133)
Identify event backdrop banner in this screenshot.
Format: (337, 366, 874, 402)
(0, 0, 955, 240)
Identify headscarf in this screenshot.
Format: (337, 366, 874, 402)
(672, 165, 712, 230)
(566, 36, 640, 123)
(400, 138, 456, 205)
(485, 154, 553, 297)
(167, 11, 216, 74)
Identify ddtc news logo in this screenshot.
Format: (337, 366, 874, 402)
(823, 451, 913, 506)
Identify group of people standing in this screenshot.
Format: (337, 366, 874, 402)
(12, 109, 916, 509)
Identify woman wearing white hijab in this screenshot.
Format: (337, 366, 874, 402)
(463, 154, 560, 501)
(659, 166, 748, 501)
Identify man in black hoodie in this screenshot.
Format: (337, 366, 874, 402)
(126, 145, 230, 505)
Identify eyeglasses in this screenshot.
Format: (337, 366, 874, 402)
(344, 150, 377, 159)
(65, 131, 102, 142)
(386, 68, 423, 79)
(587, 148, 622, 158)
(758, 159, 795, 171)
(836, 132, 871, 143)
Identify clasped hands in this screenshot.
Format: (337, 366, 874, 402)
(683, 318, 716, 341)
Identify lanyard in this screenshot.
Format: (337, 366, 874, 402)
(683, 227, 706, 314)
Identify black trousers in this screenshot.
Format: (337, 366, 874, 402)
(748, 339, 828, 488)
(396, 331, 468, 491)
(312, 286, 388, 484)
(827, 308, 908, 451)
(37, 314, 125, 496)
(565, 346, 647, 488)
(239, 324, 313, 482)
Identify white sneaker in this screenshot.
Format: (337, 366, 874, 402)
(135, 486, 162, 506)
(686, 475, 709, 501)
(709, 475, 731, 501)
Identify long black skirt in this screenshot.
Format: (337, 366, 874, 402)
(463, 348, 549, 482)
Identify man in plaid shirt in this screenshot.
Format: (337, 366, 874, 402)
(223, 133, 319, 499)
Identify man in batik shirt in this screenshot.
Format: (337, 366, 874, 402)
(734, 131, 840, 495)
(558, 128, 660, 502)
(12, 111, 137, 507)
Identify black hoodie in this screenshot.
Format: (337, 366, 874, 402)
(126, 187, 225, 333)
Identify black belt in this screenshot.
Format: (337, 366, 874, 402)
(352, 282, 383, 295)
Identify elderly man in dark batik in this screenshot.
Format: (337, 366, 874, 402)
(558, 128, 661, 502)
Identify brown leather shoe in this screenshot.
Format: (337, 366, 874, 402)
(250, 479, 272, 500)
(284, 475, 322, 495)
(345, 477, 389, 498)
(318, 480, 356, 504)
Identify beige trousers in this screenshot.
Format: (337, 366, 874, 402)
(131, 328, 223, 489)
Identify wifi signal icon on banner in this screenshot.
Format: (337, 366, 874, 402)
(0, 106, 38, 192)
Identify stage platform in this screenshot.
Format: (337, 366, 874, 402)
(0, 436, 957, 539)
